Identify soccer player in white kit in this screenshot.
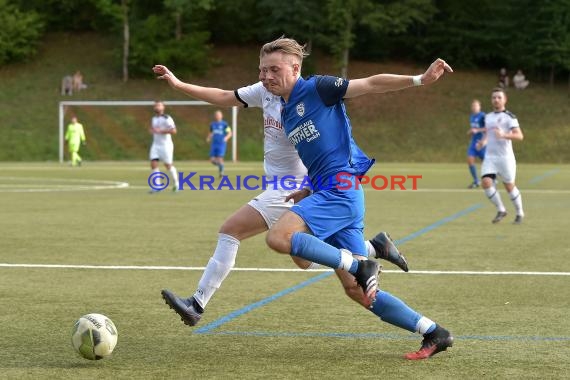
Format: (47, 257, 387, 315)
(149, 101, 179, 192)
(152, 64, 409, 326)
(478, 88, 525, 224)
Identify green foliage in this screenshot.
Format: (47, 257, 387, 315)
(128, 14, 211, 77)
(324, 0, 436, 75)
(509, 0, 570, 75)
(15, 0, 120, 32)
(206, 0, 261, 43)
(257, 0, 325, 43)
(0, 0, 44, 64)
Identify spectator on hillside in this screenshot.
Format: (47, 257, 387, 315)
(73, 71, 87, 92)
(513, 70, 529, 90)
(61, 75, 73, 96)
(498, 68, 509, 88)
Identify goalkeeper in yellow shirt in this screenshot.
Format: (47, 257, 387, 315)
(65, 116, 86, 166)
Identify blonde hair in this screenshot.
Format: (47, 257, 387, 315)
(260, 37, 309, 66)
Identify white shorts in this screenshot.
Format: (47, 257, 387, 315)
(481, 155, 516, 183)
(247, 188, 297, 228)
(149, 143, 173, 164)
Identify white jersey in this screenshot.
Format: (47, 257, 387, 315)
(235, 82, 307, 182)
(484, 110, 520, 158)
(151, 114, 176, 146)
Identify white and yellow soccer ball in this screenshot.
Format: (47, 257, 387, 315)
(71, 313, 118, 360)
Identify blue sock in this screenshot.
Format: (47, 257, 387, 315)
(370, 290, 423, 333)
(291, 232, 358, 274)
(219, 163, 224, 173)
(469, 164, 478, 183)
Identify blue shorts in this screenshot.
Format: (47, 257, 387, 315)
(210, 144, 227, 158)
(291, 184, 367, 256)
(467, 142, 485, 160)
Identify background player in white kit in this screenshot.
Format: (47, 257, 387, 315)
(477, 88, 524, 224)
(149, 101, 179, 192)
(152, 64, 409, 326)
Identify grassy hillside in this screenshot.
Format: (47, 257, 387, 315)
(1, 33, 568, 162)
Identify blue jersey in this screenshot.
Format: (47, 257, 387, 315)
(281, 76, 374, 189)
(210, 121, 230, 145)
(469, 112, 486, 144)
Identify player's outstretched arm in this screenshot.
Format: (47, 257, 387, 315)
(152, 65, 241, 107)
(345, 58, 453, 99)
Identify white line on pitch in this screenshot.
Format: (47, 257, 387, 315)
(0, 263, 569, 276)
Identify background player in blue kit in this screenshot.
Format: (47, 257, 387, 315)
(259, 37, 454, 360)
(466, 99, 486, 188)
(207, 110, 232, 177)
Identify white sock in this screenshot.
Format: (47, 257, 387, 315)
(338, 249, 355, 271)
(193, 233, 240, 308)
(509, 186, 524, 216)
(484, 186, 506, 212)
(416, 316, 436, 335)
(365, 240, 375, 258)
(306, 262, 321, 270)
(169, 165, 179, 189)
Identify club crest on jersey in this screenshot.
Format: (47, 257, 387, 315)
(296, 102, 305, 117)
(335, 78, 344, 87)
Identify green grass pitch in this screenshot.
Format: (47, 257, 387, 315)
(1, 161, 569, 379)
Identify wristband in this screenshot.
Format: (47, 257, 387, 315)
(412, 75, 423, 86)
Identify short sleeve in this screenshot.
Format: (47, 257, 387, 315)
(235, 82, 265, 108)
(167, 116, 176, 129)
(507, 112, 520, 129)
(314, 75, 349, 107)
(479, 113, 485, 128)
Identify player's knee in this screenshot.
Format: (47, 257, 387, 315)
(481, 175, 494, 188)
(218, 222, 242, 241)
(265, 228, 290, 253)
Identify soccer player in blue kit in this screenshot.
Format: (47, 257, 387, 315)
(261, 37, 454, 360)
(207, 110, 232, 177)
(466, 99, 486, 188)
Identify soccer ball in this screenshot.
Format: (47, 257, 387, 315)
(71, 313, 118, 360)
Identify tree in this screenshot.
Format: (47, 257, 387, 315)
(0, 0, 44, 65)
(164, 0, 213, 41)
(15, 0, 120, 32)
(324, 0, 436, 77)
(512, 0, 570, 86)
(127, 1, 211, 77)
(122, 0, 129, 82)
